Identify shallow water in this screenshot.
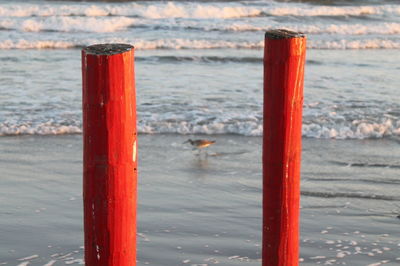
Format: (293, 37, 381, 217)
(0, 135, 399, 265)
(1, 0, 400, 138)
(1, 48, 400, 139)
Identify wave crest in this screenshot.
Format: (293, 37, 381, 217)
(1, 117, 400, 139)
(0, 123, 81, 136)
(0, 3, 262, 19)
(0, 16, 136, 33)
(1, 38, 400, 50)
(1, 3, 399, 19)
(223, 23, 400, 35)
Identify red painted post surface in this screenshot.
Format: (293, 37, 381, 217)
(82, 44, 137, 266)
(262, 30, 306, 266)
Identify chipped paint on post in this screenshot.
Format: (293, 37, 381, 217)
(133, 140, 137, 163)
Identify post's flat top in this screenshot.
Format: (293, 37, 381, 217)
(265, 29, 305, 39)
(83, 43, 133, 55)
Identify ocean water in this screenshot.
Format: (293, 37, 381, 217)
(0, 0, 400, 265)
(1, 0, 400, 139)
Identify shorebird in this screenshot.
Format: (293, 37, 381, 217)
(183, 139, 216, 153)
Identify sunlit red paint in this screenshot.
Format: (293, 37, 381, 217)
(82, 44, 137, 266)
(263, 30, 306, 266)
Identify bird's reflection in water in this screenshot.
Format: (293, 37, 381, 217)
(192, 154, 209, 170)
(189, 155, 211, 181)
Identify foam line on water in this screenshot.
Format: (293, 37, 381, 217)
(1, 38, 400, 50)
(1, 118, 400, 139)
(3, 17, 400, 36)
(0, 16, 136, 33)
(220, 23, 400, 35)
(0, 3, 263, 19)
(0, 3, 399, 19)
(264, 5, 400, 17)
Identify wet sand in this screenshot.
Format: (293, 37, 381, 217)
(0, 134, 399, 265)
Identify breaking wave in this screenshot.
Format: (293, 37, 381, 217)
(0, 16, 136, 33)
(1, 3, 399, 19)
(3, 17, 400, 36)
(1, 38, 400, 50)
(221, 22, 400, 35)
(0, 3, 263, 19)
(1, 116, 400, 139)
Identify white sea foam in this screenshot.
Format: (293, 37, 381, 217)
(0, 3, 262, 19)
(308, 39, 400, 50)
(1, 2, 399, 52)
(0, 3, 399, 19)
(0, 4, 112, 17)
(43, 260, 57, 266)
(133, 39, 264, 50)
(266, 5, 400, 17)
(16, 262, 30, 266)
(0, 38, 264, 50)
(135, 3, 262, 19)
(0, 16, 136, 33)
(1, 38, 399, 50)
(302, 119, 398, 139)
(224, 23, 400, 35)
(2, 117, 398, 139)
(3, 15, 400, 36)
(17, 255, 39, 261)
(140, 119, 400, 139)
(0, 123, 81, 136)
(0, 40, 76, 49)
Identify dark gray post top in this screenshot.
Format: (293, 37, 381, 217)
(265, 29, 305, 39)
(83, 43, 134, 55)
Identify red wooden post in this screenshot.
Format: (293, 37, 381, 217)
(262, 30, 306, 266)
(82, 44, 137, 266)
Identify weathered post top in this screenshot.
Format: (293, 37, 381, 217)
(265, 29, 305, 39)
(83, 43, 134, 55)
(264, 29, 306, 59)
